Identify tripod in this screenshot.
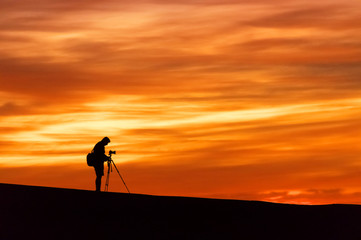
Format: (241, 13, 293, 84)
(104, 153, 131, 194)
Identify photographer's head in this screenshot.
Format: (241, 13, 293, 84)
(101, 136, 110, 146)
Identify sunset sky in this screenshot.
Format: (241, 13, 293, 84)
(1, 0, 361, 204)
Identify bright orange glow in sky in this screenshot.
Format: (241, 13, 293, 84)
(1, 0, 361, 204)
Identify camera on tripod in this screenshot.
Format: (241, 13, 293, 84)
(104, 149, 130, 194)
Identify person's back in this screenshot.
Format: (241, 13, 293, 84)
(93, 141, 107, 166)
(93, 137, 110, 191)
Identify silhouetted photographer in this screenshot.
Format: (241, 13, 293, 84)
(87, 137, 130, 193)
(91, 137, 111, 192)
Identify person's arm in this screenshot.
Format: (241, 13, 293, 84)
(103, 154, 110, 162)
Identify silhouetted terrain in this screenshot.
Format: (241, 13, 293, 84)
(2, 183, 361, 240)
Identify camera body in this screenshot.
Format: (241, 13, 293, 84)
(109, 150, 116, 155)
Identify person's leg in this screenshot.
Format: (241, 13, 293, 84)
(94, 167, 102, 192)
(96, 175, 101, 192)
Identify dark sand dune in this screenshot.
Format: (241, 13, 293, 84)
(2, 183, 361, 240)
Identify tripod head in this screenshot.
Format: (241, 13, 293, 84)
(108, 150, 116, 159)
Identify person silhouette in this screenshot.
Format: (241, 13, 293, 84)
(93, 137, 111, 192)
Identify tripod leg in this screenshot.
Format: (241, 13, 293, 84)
(105, 161, 111, 192)
(111, 160, 131, 194)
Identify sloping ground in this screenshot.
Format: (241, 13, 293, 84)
(1, 183, 361, 240)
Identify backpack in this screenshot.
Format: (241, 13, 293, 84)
(87, 151, 95, 167)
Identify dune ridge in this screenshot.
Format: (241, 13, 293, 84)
(2, 183, 361, 240)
